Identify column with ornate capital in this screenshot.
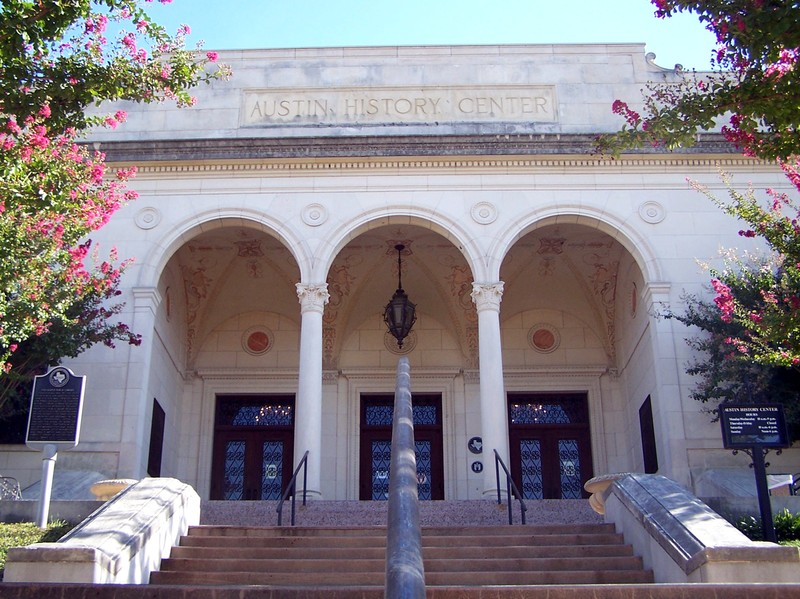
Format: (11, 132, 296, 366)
(471, 282, 510, 497)
(295, 283, 330, 499)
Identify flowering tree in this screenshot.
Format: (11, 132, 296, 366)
(668, 290, 800, 440)
(0, 0, 226, 132)
(0, 1, 228, 415)
(696, 163, 800, 369)
(603, 1, 800, 420)
(598, 0, 800, 160)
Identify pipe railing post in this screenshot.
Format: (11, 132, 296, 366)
(385, 357, 425, 599)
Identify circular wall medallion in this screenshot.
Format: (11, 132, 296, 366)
(528, 324, 560, 354)
(241, 327, 274, 356)
(638, 201, 666, 224)
(470, 202, 498, 225)
(384, 330, 417, 354)
(301, 203, 328, 227)
(134, 207, 161, 230)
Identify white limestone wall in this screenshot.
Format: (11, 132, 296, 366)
(5, 45, 800, 498)
(87, 44, 678, 144)
(3, 159, 795, 497)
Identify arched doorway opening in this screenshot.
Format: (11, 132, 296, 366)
(324, 223, 475, 499)
(500, 221, 649, 496)
(154, 224, 302, 499)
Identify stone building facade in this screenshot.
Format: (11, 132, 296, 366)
(2, 44, 796, 501)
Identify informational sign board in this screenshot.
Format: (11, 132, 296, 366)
(719, 404, 789, 449)
(26, 366, 85, 450)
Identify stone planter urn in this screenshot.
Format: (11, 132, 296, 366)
(90, 478, 138, 501)
(584, 473, 632, 515)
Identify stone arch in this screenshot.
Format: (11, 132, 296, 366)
(321, 220, 479, 370)
(313, 207, 486, 284)
(490, 206, 664, 285)
(132, 208, 311, 289)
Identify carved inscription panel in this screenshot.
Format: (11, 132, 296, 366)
(243, 86, 557, 126)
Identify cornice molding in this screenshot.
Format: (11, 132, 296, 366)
(95, 133, 771, 175)
(195, 368, 298, 380)
(503, 366, 612, 379)
(340, 367, 462, 380)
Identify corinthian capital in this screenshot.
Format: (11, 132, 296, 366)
(471, 282, 504, 312)
(296, 283, 330, 313)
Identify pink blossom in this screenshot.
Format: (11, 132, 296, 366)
(178, 24, 191, 36)
(206, 51, 219, 62)
(711, 278, 735, 323)
(122, 33, 137, 55)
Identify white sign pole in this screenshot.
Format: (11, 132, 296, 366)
(36, 443, 58, 528)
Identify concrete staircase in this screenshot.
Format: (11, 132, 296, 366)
(150, 522, 653, 590)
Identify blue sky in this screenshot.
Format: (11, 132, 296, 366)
(143, 0, 718, 70)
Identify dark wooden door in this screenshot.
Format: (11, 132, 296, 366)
(508, 393, 593, 499)
(211, 395, 295, 500)
(359, 393, 444, 500)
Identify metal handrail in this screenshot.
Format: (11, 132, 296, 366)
(494, 449, 527, 525)
(276, 450, 309, 526)
(385, 357, 425, 599)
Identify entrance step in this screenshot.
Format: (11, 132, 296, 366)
(151, 522, 652, 588)
(5, 584, 800, 599)
(200, 498, 603, 527)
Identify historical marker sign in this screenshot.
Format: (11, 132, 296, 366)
(26, 366, 85, 450)
(720, 404, 789, 449)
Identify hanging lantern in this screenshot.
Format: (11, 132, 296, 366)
(384, 244, 417, 348)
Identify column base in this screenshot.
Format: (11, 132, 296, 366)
(299, 489, 323, 501)
(482, 487, 507, 499)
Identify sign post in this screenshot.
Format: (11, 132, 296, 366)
(26, 366, 86, 528)
(719, 404, 789, 543)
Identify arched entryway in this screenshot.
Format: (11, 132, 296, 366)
(153, 223, 303, 500)
(324, 223, 476, 500)
(500, 221, 651, 495)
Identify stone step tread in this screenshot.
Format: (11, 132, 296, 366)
(11, 583, 800, 599)
(169, 543, 635, 560)
(178, 532, 626, 548)
(159, 554, 645, 574)
(187, 523, 615, 537)
(150, 569, 653, 586)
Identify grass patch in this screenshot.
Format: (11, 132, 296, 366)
(0, 521, 73, 581)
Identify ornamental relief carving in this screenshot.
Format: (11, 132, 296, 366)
(322, 228, 477, 369)
(501, 226, 624, 363)
(175, 229, 299, 367)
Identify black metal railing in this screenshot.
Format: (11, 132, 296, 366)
(385, 356, 425, 599)
(494, 449, 527, 525)
(276, 450, 309, 526)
